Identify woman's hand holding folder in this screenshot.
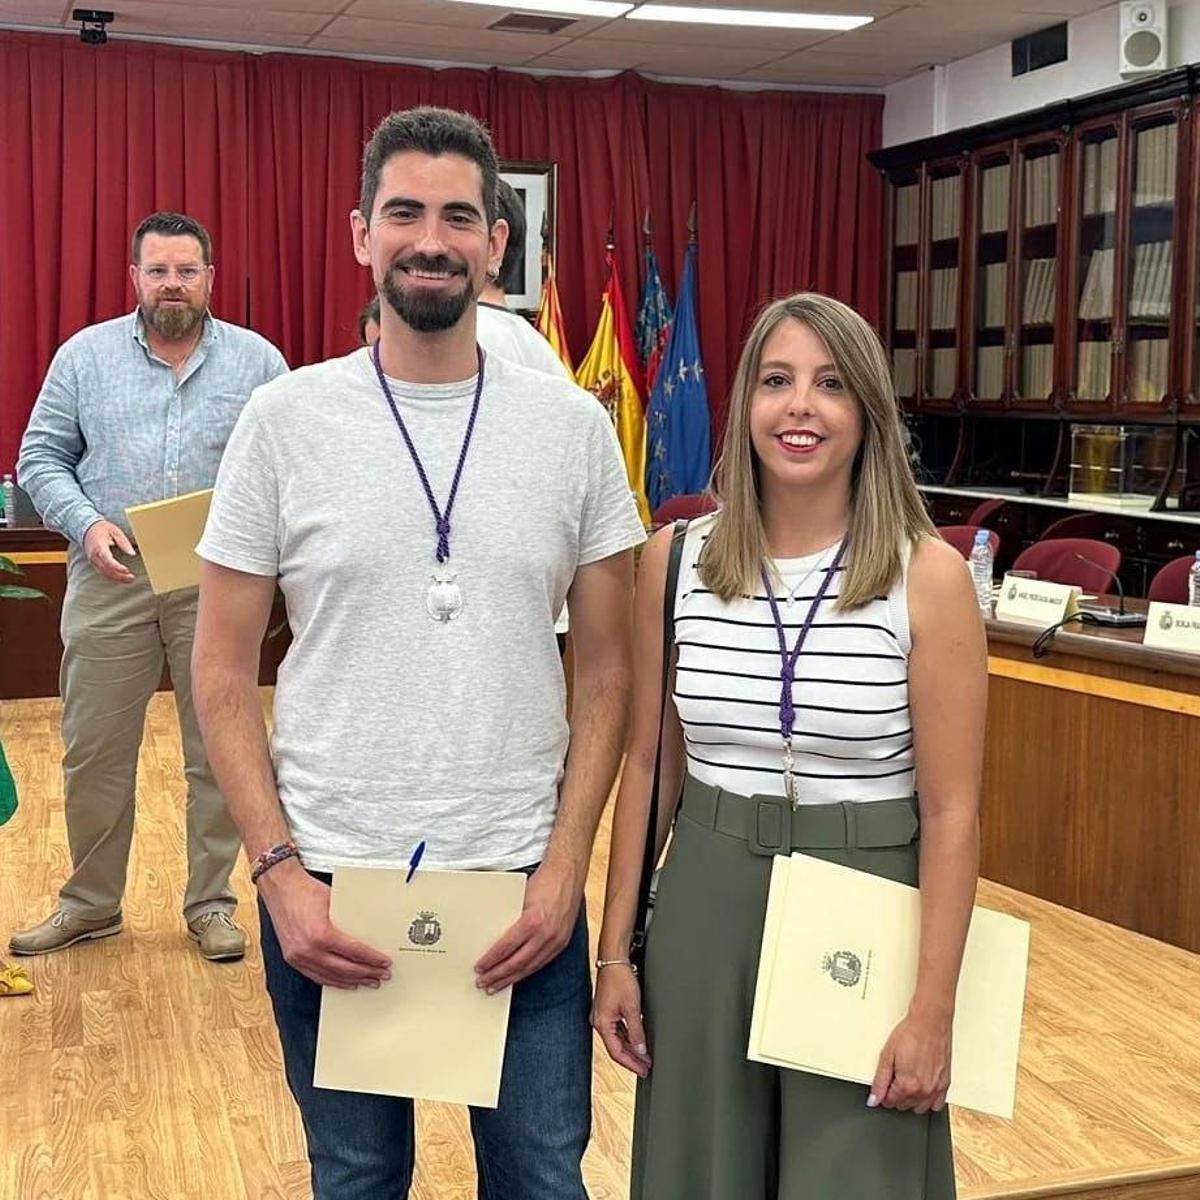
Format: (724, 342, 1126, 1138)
(868, 1007, 952, 1114)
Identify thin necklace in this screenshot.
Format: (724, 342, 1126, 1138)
(775, 542, 839, 608)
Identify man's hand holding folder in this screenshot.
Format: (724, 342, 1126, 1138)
(258, 863, 393, 990)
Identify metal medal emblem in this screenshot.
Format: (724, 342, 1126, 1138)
(427, 569, 464, 623)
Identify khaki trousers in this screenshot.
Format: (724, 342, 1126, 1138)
(631, 776, 956, 1200)
(57, 553, 239, 923)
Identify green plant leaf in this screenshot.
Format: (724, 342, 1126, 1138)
(0, 555, 25, 576)
(0, 585, 47, 601)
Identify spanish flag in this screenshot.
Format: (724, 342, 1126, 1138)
(576, 248, 650, 524)
(535, 251, 576, 382)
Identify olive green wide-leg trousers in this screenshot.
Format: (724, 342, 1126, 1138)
(631, 777, 956, 1200)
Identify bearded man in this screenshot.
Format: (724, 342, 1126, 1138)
(190, 108, 643, 1198)
(11, 211, 288, 963)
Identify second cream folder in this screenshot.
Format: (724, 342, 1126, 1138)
(749, 852, 1030, 1119)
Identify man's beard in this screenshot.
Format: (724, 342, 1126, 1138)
(381, 255, 474, 334)
(142, 292, 207, 340)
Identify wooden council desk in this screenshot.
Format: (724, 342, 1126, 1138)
(0, 523, 288, 700)
(982, 602, 1200, 953)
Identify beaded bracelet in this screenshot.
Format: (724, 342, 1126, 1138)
(250, 840, 300, 884)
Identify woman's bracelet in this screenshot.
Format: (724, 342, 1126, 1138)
(250, 840, 300, 884)
(595, 956, 637, 975)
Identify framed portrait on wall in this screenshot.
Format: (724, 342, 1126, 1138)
(498, 161, 557, 314)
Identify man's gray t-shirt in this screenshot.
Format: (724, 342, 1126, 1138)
(198, 348, 646, 872)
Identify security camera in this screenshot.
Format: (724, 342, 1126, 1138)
(72, 8, 113, 45)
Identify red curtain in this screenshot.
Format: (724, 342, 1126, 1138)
(0, 29, 882, 471)
(0, 32, 250, 472)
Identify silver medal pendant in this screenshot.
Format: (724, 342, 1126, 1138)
(426, 568, 464, 623)
(782, 741, 798, 808)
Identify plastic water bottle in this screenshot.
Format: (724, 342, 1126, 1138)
(1189, 550, 1200, 607)
(969, 529, 994, 614)
(0, 474, 14, 527)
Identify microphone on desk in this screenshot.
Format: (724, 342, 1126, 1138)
(1073, 553, 1147, 627)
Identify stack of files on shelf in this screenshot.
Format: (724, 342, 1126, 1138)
(1128, 339, 1169, 403)
(894, 271, 918, 332)
(931, 348, 957, 398)
(931, 175, 961, 240)
(1078, 247, 1115, 320)
(1077, 341, 1112, 399)
(1129, 240, 1172, 320)
(895, 186, 919, 246)
(1022, 258, 1056, 325)
(930, 267, 959, 329)
(980, 262, 1007, 328)
(1024, 154, 1058, 226)
(979, 163, 1010, 234)
(976, 346, 1006, 400)
(1081, 139, 1118, 216)
(1134, 124, 1177, 206)
(893, 349, 916, 397)
(1019, 344, 1054, 399)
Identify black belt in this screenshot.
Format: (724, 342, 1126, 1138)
(680, 776, 919, 857)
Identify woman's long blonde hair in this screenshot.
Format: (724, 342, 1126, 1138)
(700, 292, 935, 610)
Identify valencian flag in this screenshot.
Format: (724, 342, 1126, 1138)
(635, 243, 673, 393)
(646, 240, 710, 512)
(534, 251, 576, 382)
(576, 247, 650, 524)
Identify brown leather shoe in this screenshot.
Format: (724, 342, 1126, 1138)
(187, 911, 246, 962)
(9, 909, 123, 956)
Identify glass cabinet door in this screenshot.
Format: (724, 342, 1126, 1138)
(1014, 141, 1060, 403)
(889, 169, 920, 403)
(972, 153, 1011, 402)
(924, 163, 963, 402)
(1123, 112, 1177, 404)
(1074, 125, 1119, 402)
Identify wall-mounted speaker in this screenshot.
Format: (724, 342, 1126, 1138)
(1119, 1, 1167, 79)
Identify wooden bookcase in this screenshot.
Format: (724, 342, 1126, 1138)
(871, 67, 1200, 512)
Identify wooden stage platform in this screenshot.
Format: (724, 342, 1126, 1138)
(1, 694, 1198, 1200)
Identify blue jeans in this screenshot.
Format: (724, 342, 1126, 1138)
(259, 883, 592, 1200)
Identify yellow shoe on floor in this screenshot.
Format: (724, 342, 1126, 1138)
(0, 963, 34, 996)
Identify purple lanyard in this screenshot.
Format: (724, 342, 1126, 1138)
(760, 539, 848, 748)
(370, 341, 485, 565)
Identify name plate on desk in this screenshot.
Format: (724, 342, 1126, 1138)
(994, 575, 1081, 627)
(1143, 602, 1200, 654)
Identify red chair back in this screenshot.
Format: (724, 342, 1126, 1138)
(1039, 512, 1113, 541)
(1011, 537, 1122, 593)
(938, 525, 1000, 560)
(1147, 554, 1197, 604)
(966, 497, 1007, 527)
(650, 493, 717, 527)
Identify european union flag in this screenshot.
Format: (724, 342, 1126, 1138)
(635, 246, 673, 391)
(645, 242, 710, 512)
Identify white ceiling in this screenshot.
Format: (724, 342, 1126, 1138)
(0, 0, 1117, 87)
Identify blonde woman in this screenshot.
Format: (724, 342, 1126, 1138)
(592, 293, 987, 1198)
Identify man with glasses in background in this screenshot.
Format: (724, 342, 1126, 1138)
(9, 211, 287, 963)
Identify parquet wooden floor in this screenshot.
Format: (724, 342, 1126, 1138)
(2, 694, 1197, 1199)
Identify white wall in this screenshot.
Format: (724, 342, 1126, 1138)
(883, 0, 1200, 147)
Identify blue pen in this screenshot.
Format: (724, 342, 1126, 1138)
(405, 840, 426, 884)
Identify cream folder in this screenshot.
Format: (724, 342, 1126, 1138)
(314, 867, 526, 1108)
(124, 488, 212, 594)
(748, 853, 1030, 1119)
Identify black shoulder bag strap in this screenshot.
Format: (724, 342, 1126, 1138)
(630, 518, 688, 972)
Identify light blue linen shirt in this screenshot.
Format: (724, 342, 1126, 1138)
(17, 311, 288, 548)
